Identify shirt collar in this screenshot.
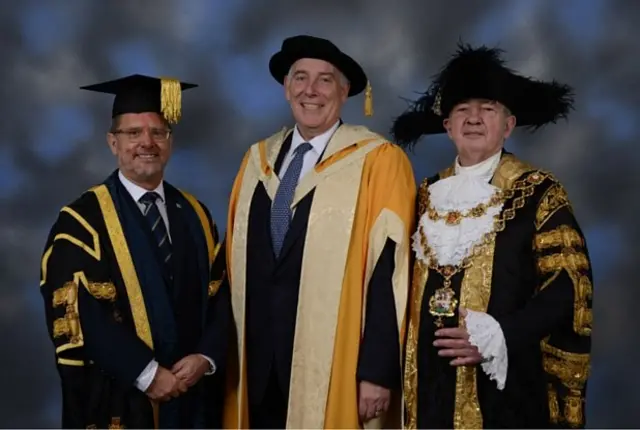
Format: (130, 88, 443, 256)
(291, 120, 340, 155)
(118, 170, 166, 203)
(454, 149, 502, 182)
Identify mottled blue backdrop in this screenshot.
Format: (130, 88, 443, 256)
(2, 0, 636, 427)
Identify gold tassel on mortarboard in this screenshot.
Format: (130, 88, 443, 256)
(160, 77, 181, 124)
(364, 80, 373, 117)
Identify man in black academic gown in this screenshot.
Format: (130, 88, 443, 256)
(391, 44, 593, 428)
(39, 74, 231, 429)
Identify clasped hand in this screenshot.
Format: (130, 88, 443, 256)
(433, 308, 483, 366)
(146, 354, 210, 402)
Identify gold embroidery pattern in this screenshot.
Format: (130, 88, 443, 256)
(404, 155, 538, 429)
(564, 390, 584, 428)
(536, 246, 592, 336)
(453, 233, 496, 430)
(52, 279, 81, 345)
(108, 417, 123, 429)
(53, 281, 77, 307)
(542, 340, 589, 388)
(534, 225, 584, 251)
(535, 182, 571, 230)
(427, 192, 503, 226)
(541, 340, 589, 427)
(537, 249, 589, 274)
(548, 383, 560, 424)
(573, 275, 593, 335)
(403, 260, 429, 430)
(86, 282, 116, 301)
(208, 272, 225, 297)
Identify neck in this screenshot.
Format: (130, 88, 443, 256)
(296, 119, 338, 142)
(121, 171, 162, 190)
(458, 148, 502, 167)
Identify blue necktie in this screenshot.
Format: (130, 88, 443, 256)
(139, 191, 173, 270)
(270, 142, 313, 257)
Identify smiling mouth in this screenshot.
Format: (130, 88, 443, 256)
(136, 154, 159, 160)
(463, 132, 485, 137)
(301, 103, 322, 110)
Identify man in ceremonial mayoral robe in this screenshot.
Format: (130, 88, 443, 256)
(391, 44, 593, 429)
(40, 74, 231, 429)
(223, 35, 416, 429)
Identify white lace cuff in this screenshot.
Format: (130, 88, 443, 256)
(465, 309, 508, 390)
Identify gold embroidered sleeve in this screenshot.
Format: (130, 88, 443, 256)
(40, 208, 109, 367)
(533, 180, 593, 428)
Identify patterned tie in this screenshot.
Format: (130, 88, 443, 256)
(270, 142, 313, 257)
(139, 191, 173, 270)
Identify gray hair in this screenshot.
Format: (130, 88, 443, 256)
(287, 64, 350, 88)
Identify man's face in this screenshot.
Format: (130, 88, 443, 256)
(284, 58, 349, 138)
(106, 112, 172, 188)
(443, 99, 516, 159)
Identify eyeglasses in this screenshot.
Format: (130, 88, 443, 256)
(112, 128, 171, 143)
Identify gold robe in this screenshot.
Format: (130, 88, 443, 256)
(223, 124, 416, 429)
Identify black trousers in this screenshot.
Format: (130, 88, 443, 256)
(249, 368, 288, 429)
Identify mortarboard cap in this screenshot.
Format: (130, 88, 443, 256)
(80, 74, 198, 124)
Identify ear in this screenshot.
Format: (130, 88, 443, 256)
(503, 115, 516, 139)
(340, 82, 350, 102)
(106, 133, 118, 156)
(166, 133, 174, 152)
(443, 118, 453, 139)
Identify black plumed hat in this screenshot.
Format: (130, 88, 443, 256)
(391, 43, 575, 148)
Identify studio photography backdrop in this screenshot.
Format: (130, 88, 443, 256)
(0, 0, 637, 427)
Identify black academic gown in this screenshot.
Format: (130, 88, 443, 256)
(412, 153, 593, 429)
(39, 170, 231, 429)
(243, 132, 401, 428)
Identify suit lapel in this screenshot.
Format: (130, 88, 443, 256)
(165, 185, 186, 297)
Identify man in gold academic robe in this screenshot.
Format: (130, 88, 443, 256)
(39, 75, 231, 429)
(391, 44, 593, 429)
(223, 35, 416, 429)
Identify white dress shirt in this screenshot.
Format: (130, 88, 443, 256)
(117, 171, 215, 393)
(279, 120, 340, 181)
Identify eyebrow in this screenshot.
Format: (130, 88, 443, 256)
(293, 70, 335, 77)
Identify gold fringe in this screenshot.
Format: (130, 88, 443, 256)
(160, 77, 181, 124)
(364, 80, 373, 117)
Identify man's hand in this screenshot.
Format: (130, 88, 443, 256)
(433, 308, 483, 366)
(145, 366, 188, 402)
(358, 380, 391, 423)
(171, 354, 210, 387)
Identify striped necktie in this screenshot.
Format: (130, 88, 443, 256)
(139, 191, 173, 269)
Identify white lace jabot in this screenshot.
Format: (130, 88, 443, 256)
(413, 151, 503, 268)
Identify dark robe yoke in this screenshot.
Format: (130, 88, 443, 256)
(224, 124, 417, 429)
(39, 170, 231, 429)
(404, 153, 593, 429)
